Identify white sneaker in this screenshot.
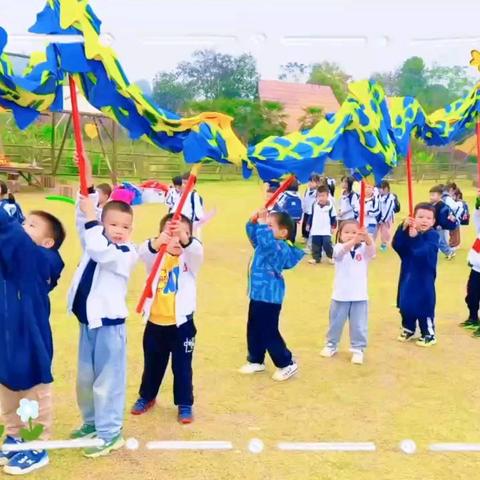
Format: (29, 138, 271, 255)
(328, 258, 335, 265)
(351, 350, 364, 365)
(272, 363, 298, 381)
(308, 259, 319, 265)
(239, 363, 265, 374)
(320, 346, 337, 357)
(303, 247, 311, 254)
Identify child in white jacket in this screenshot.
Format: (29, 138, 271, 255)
(131, 213, 203, 424)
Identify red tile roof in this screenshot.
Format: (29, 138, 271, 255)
(259, 80, 340, 132)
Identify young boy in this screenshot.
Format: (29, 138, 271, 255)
(96, 183, 112, 210)
(307, 185, 337, 264)
(239, 209, 304, 381)
(68, 156, 138, 458)
(378, 180, 397, 251)
(429, 185, 458, 260)
(301, 174, 321, 245)
(392, 202, 439, 346)
(131, 214, 203, 423)
(276, 179, 303, 243)
(0, 209, 65, 474)
(165, 176, 182, 213)
(169, 173, 204, 225)
(461, 194, 480, 334)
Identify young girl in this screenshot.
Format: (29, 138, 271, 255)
(0, 181, 24, 223)
(320, 220, 375, 364)
(364, 184, 380, 238)
(337, 176, 359, 223)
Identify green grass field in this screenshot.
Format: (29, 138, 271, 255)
(10, 179, 480, 480)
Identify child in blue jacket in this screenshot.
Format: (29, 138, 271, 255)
(239, 209, 304, 381)
(0, 208, 65, 475)
(0, 181, 24, 224)
(392, 202, 439, 347)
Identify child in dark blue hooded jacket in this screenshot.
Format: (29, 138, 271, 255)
(393, 202, 439, 347)
(0, 207, 65, 474)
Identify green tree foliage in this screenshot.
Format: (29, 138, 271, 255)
(307, 62, 351, 103)
(152, 72, 194, 113)
(298, 106, 324, 131)
(279, 62, 311, 83)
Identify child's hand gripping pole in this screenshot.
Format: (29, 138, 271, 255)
(358, 180, 366, 228)
(136, 165, 200, 315)
(69, 76, 88, 195)
(252, 174, 296, 222)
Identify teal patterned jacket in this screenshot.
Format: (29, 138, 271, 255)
(246, 222, 304, 304)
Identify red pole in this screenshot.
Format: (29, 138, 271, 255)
(265, 174, 296, 210)
(406, 145, 414, 217)
(476, 121, 480, 189)
(136, 167, 199, 314)
(69, 76, 88, 195)
(358, 180, 366, 227)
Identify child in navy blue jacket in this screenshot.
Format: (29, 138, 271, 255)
(0, 208, 65, 475)
(392, 202, 439, 347)
(240, 209, 304, 381)
(0, 181, 24, 224)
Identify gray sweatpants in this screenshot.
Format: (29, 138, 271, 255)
(326, 300, 368, 351)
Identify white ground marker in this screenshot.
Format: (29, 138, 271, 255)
(146, 441, 233, 451)
(429, 443, 480, 452)
(2, 439, 104, 453)
(400, 439, 417, 454)
(248, 438, 264, 454)
(277, 442, 376, 452)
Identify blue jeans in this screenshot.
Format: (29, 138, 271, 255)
(327, 300, 368, 351)
(76, 324, 126, 442)
(437, 229, 453, 256)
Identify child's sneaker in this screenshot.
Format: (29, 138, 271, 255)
(351, 350, 364, 365)
(4, 450, 49, 475)
(472, 327, 480, 338)
(459, 318, 479, 329)
(416, 335, 437, 347)
(328, 258, 335, 265)
(83, 434, 125, 458)
(308, 259, 320, 265)
(320, 346, 337, 357)
(272, 362, 298, 381)
(131, 398, 156, 416)
(0, 436, 23, 466)
(397, 330, 415, 342)
(239, 363, 265, 374)
(178, 405, 194, 425)
(70, 424, 96, 439)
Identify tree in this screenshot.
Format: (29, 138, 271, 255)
(185, 98, 287, 144)
(308, 62, 351, 103)
(396, 56, 428, 98)
(135, 79, 152, 96)
(279, 62, 311, 83)
(370, 71, 400, 96)
(151, 72, 193, 113)
(298, 106, 324, 131)
(177, 50, 259, 100)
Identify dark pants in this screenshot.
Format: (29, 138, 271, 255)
(311, 235, 333, 262)
(247, 300, 293, 368)
(139, 319, 196, 406)
(466, 269, 480, 321)
(301, 214, 312, 239)
(288, 223, 298, 243)
(401, 312, 435, 338)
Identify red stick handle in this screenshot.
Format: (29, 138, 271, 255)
(358, 180, 366, 228)
(265, 175, 296, 210)
(476, 121, 480, 189)
(406, 144, 414, 217)
(69, 76, 88, 195)
(136, 171, 198, 314)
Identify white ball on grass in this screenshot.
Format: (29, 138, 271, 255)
(125, 437, 140, 450)
(400, 439, 417, 454)
(248, 438, 264, 454)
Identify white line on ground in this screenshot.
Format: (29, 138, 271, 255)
(146, 441, 233, 451)
(2, 439, 105, 453)
(277, 442, 376, 452)
(429, 443, 480, 452)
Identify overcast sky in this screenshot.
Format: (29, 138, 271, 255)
(3, 0, 480, 84)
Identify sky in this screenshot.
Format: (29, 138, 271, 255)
(2, 0, 480, 85)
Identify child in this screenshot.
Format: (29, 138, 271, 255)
(337, 176, 359, 223)
(326, 176, 336, 197)
(165, 176, 182, 213)
(240, 209, 304, 381)
(378, 180, 397, 251)
(320, 221, 375, 365)
(96, 183, 112, 210)
(364, 183, 380, 238)
(392, 203, 439, 346)
(276, 179, 303, 243)
(68, 155, 138, 458)
(307, 185, 337, 264)
(131, 214, 203, 423)
(169, 173, 204, 224)
(461, 194, 480, 334)
(301, 174, 321, 243)
(0, 208, 65, 474)
(429, 185, 458, 260)
(0, 180, 24, 223)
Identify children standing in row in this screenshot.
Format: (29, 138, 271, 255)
(307, 185, 337, 264)
(393, 203, 439, 346)
(240, 209, 304, 381)
(377, 180, 397, 251)
(320, 220, 375, 365)
(364, 183, 380, 237)
(337, 176, 359, 223)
